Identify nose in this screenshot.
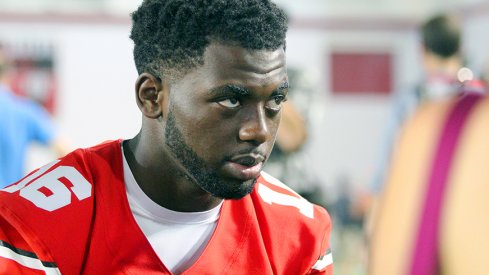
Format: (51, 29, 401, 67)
(238, 105, 272, 145)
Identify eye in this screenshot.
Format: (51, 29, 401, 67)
(217, 97, 241, 108)
(266, 95, 287, 111)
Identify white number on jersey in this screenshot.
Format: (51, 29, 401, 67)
(1, 161, 92, 211)
(258, 172, 314, 219)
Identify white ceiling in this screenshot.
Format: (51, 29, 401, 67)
(275, 0, 489, 22)
(0, 0, 487, 22)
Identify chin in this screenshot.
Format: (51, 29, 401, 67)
(209, 178, 257, 200)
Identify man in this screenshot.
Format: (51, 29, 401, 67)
(0, 44, 69, 188)
(0, 0, 333, 274)
(369, 89, 488, 274)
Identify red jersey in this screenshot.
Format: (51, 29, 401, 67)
(0, 140, 333, 274)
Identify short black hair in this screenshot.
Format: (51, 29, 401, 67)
(130, 0, 288, 80)
(421, 14, 461, 58)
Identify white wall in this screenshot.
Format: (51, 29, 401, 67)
(284, 26, 420, 191)
(55, 24, 140, 147)
(463, 15, 489, 76)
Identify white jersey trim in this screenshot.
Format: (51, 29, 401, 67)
(312, 249, 333, 271)
(259, 171, 315, 219)
(260, 171, 299, 195)
(0, 244, 60, 275)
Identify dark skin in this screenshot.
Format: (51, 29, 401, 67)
(124, 42, 288, 212)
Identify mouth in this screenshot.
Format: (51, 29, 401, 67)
(230, 153, 265, 166)
(221, 153, 266, 181)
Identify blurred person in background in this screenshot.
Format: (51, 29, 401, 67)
(369, 87, 488, 274)
(366, 14, 485, 229)
(370, 13, 486, 195)
(363, 13, 486, 274)
(0, 0, 333, 274)
(0, 44, 69, 188)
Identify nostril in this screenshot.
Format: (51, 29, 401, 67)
(238, 126, 270, 144)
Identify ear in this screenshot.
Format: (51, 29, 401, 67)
(135, 73, 170, 119)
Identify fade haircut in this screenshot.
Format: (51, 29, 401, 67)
(421, 14, 461, 58)
(130, 0, 288, 81)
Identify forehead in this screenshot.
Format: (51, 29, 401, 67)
(190, 42, 287, 90)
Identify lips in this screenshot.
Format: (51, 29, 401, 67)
(221, 153, 266, 180)
(230, 154, 265, 167)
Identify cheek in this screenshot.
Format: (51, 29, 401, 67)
(201, 118, 238, 148)
(267, 116, 282, 144)
(268, 115, 281, 137)
(177, 109, 236, 154)
(272, 115, 281, 132)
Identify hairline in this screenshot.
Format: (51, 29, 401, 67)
(146, 39, 287, 83)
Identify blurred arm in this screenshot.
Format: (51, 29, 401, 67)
(276, 101, 308, 153)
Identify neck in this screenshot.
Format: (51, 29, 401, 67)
(123, 133, 222, 212)
(423, 53, 461, 77)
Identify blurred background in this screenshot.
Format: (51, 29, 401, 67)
(1, 0, 489, 274)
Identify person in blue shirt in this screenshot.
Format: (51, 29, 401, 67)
(0, 44, 69, 188)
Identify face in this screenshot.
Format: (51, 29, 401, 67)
(164, 42, 288, 199)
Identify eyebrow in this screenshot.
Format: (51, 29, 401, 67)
(272, 82, 289, 96)
(209, 81, 289, 97)
(209, 84, 250, 97)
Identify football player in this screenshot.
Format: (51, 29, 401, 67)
(0, 0, 333, 274)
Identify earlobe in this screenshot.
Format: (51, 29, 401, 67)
(135, 73, 168, 119)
